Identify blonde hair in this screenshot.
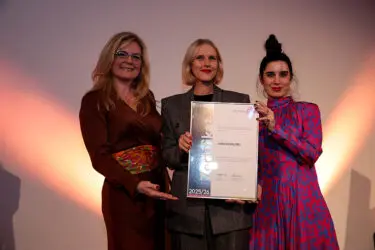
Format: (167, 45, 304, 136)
(182, 39, 224, 86)
(91, 31, 154, 115)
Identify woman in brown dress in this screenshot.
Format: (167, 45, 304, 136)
(79, 31, 177, 250)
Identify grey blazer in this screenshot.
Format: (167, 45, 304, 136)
(161, 85, 256, 236)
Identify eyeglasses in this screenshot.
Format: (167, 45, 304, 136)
(114, 50, 142, 63)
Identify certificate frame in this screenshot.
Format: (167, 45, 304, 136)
(187, 101, 259, 201)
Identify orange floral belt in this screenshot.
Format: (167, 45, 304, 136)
(112, 145, 159, 174)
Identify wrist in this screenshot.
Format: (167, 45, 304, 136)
(268, 121, 275, 132)
(135, 181, 143, 193)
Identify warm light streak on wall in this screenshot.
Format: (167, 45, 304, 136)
(0, 62, 103, 214)
(316, 51, 375, 194)
(1, 48, 374, 214)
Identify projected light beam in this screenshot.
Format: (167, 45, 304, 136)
(316, 51, 375, 194)
(0, 62, 103, 214)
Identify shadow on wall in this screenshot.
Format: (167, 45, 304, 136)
(0, 162, 21, 250)
(344, 169, 375, 250)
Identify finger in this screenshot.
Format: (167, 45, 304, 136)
(141, 181, 152, 187)
(144, 181, 160, 190)
(257, 116, 274, 125)
(148, 182, 160, 190)
(248, 199, 258, 203)
(225, 199, 245, 204)
(179, 134, 192, 146)
(255, 107, 268, 116)
(159, 192, 179, 200)
(185, 132, 192, 139)
(257, 117, 269, 122)
(179, 137, 188, 149)
(247, 200, 258, 204)
(182, 135, 192, 145)
(258, 109, 269, 115)
(235, 200, 246, 205)
(150, 190, 178, 200)
(181, 138, 192, 149)
(179, 140, 191, 152)
(254, 101, 263, 109)
(180, 146, 189, 153)
(256, 101, 267, 108)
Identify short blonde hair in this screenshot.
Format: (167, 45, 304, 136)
(182, 39, 223, 86)
(91, 31, 153, 115)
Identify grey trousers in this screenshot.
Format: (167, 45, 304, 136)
(170, 207, 249, 250)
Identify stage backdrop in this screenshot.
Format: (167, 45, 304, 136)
(0, 1, 374, 249)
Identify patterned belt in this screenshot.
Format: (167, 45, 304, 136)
(112, 145, 159, 174)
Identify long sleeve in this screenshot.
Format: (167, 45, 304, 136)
(161, 98, 185, 170)
(243, 94, 250, 104)
(79, 93, 140, 197)
(270, 103, 323, 166)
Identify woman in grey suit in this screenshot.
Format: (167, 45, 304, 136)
(161, 39, 258, 250)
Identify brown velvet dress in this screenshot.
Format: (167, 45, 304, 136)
(79, 90, 166, 250)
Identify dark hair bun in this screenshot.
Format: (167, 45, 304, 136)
(265, 34, 282, 56)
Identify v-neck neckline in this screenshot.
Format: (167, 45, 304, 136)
(117, 97, 141, 118)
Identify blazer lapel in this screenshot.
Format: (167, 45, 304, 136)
(179, 87, 194, 132)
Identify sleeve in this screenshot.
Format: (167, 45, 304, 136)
(161, 98, 185, 170)
(243, 94, 251, 103)
(270, 103, 323, 166)
(79, 93, 140, 197)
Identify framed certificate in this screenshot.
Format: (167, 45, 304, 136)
(187, 102, 259, 200)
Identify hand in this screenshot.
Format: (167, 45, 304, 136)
(225, 184, 262, 204)
(179, 132, 192, 153)
(225, 199, 258, 205)
(225, 199, 247, 205)
(254, 101, 275, 132)
(136, 181, 178, 200)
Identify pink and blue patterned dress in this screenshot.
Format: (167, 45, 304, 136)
(249, 96, 339, 250)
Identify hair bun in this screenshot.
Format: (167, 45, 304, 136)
(265, 34, 282, 56)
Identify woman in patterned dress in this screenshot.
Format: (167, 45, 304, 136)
(249, 34, 340, 249)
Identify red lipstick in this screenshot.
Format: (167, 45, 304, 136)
(200, 69, 211, 73)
